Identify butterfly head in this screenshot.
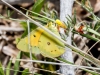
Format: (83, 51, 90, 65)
(55, 19, 67, 29)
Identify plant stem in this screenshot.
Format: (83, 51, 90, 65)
(59, 0, 75, 75)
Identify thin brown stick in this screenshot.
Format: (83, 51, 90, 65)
(76, 40, 100, 74)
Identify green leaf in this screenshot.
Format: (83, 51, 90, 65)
(23, 52, 37, 60)
(81, 0, 86, 5)
(14, 51, 22, 75)
(6, 60, 12, 75)
(6, 9, 14, 18)
(22, 68, 42, 75)
(21, 7, 55, 22)
(20, 21, 38, 31)
(89, 22, 93, 29)
(30, 16, 48, 24)
(22, 69, 30, 75)
(73, 30, 99, 41)
(34, 73, 42, 75)
(15, 38, 21, 44)
(94, 22, 100, 31)
(73, 10, 77, 25)
(66, 16, 72, 24)
(31, 0, 45, 15)
(0, 62, 4, 75)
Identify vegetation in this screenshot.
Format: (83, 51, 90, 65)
(0, 0, 100, 75)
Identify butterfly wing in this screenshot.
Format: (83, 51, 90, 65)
(38, 23, 65, 57)
(17, 23, 65, 57)
(38, 31, 65, 57)
(17, 28, 43, 54)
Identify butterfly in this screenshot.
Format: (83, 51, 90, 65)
(17, 20, 66, 57)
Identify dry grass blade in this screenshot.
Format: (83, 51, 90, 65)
(0, 65, 63, 75)
(10, 58, 100, 70)
(0, 26, 24, 32)
(27, 20, 34, 74)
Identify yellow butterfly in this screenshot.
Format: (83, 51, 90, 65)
(17, 20, 66, 57)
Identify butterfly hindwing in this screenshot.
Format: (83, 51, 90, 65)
(38, 23, 65, 57)
(38, 31, 65, 57)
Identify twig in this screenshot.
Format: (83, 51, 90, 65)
(21, 63, 63, 75)
(2, 46, 18, 57)
(27, 20, 34, 74)
(88, 40, 100, 53)
(0, 40, 5, 52)
(3, 56, 10, 67)
(80, 40, 100, 66)
(48, 57, 100, 75)
(0, 16, 26, 22)
(21, 7, 55, 22)
(75, 39, 100, 74)
(0, 0, 33, 4)
(10, 58, 100, 70)
(80, 40, 100, 70)
(1, 66, 63, 75)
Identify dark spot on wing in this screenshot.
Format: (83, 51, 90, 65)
(47, 42, 50, 45)
(38, 41, 41, 42)
(51, 50, 53, 52)
(33, 35, 36, 37)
